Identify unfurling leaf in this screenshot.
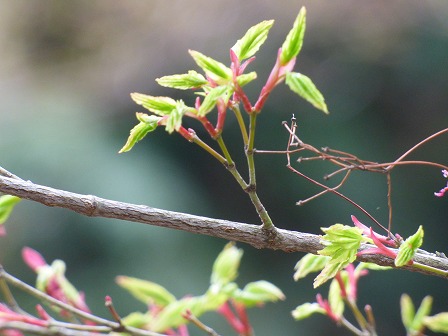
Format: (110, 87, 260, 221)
(119, 113, 161, 153)
(328, 277, 345, 318)
(280, 7, 306, 65)
(0, 195, 21, 235)
(198, 85, 231, 117)
(131, 93, 177, 116)
(395, 225, 424, 267)
(152, 296, 203, 332)
(285, 72, 328, 113)
(116, 276, 176, 307)
(156, 70, 208, 90)
(412, 296, 433, 333)
(236, 71, 257, 87)
(210, 242, 243, 286)
(424, 312, 448, 333)
(293, 254, 330, 281)
(189, 50, 232, 84)
(314, 224, 364, 287)
(356, 262, 391, 273)
(165, 100, 190, 133)
(121, 312, 153, 329)
(232, 20, 274, 61)
(233, 280, 285, 307)
(292, 302, 325, 320)
(401, 294, 416, 330)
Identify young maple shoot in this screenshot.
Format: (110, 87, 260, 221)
(119, 6, 327, 231)
(114, 242, 284, 333)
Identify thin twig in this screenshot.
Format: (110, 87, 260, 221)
(0, 266, 164, 336)
(386, 128, 448, 170)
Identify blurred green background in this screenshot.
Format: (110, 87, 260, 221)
(0, 1, 447, 335)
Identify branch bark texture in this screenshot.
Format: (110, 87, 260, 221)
(0, 175, 447, 279)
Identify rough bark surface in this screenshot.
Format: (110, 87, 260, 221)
(0, 175, 447, 278)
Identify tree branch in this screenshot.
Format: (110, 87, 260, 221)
(0, 175, 447, 279)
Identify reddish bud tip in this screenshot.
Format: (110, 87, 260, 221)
(22, 247, 47, 272)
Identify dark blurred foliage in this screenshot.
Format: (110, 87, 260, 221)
(0, 1, 447, 335)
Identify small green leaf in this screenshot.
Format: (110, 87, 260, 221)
(236, 71, 257, 87)
(122, 312, 152, 329)
(198, 85, 231, 117)
(293, 254, 330, 281)
(156, 70, 208, 90)
(412, 296, 433, 333)
(119, 113, 161, 153)
(165, 100, 189, 134)
(0, 195, 21, 234)
(395, 225, 424, 267)
(232, 20, 274, 61)
(314, 224, 364, 287)
(233, 280, 285, 307)
(329, 277, 345, 319)
(356, 262, 391, 273)
(210, 242, 243, 286)
(292, 302, 325, 320)
(401, 294, 415, 330)
(152, 296, 203, 332)
(116, 276, 176, 307)
(285, 72, 328, 113)
(189, 50, 232, 84)
(313, 262, 344, 289)
(424, 312, 448, 333)
(203, 284, 234, 311)
(131, 93, 177, 116)
(280, 6, 306, 65)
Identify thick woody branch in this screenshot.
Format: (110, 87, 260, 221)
(0, 175, 447, 279)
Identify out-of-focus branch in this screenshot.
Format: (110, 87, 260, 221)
(0, 175, 447, 279)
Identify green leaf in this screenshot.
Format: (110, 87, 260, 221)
(355, 262, 391, 273)
(314, 224, 364, 287)
(198, 85, 231, 117)
(401, 294, 415, 331)
(156, 70, 208, 90)
(424, 312, 448, 333)
(119, 113, 161, 153)
(116, 276, 176, 307)
(165, 100, 189, 133)
(203, 284, 234, 311)
(210, 242, 243, 286)
(280, 6, 306, 65)
(411, 296, 433, 333)
(152, 296, 203, 332)
(233, 280, 285, 307)
(122, 312, 152, 329)
(285, 72, 328, 114)
(292, 302, 325, 320)
(329, 276, 345, 319)
(395, 225, 424, 267)
(232, 20, 274, 61)
(236, 71, 257, 87)
(0, 195, 21, 233)
(131, 93, 177, 116)
(293, 253, 330, 281)
(189, 50, 232, 84)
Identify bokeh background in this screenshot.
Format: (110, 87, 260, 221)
(0, 1, 447, 335)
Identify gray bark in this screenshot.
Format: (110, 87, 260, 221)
(0, 175, 447, 279)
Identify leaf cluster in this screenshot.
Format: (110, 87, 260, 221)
(116, 243, 284, 333)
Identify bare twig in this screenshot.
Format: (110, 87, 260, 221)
(0, 175, 447, 278)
